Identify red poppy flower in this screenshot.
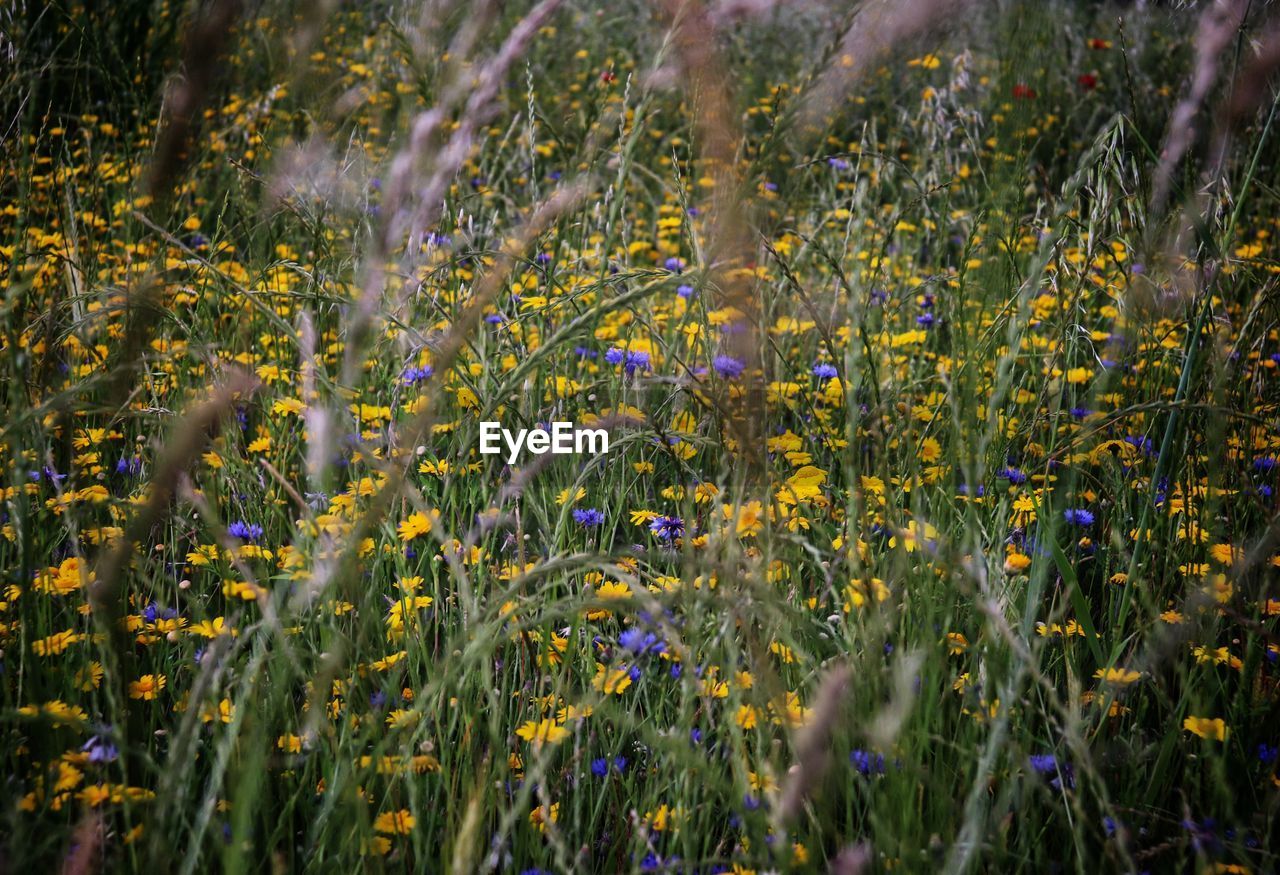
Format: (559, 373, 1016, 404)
(1078, 73, 1098, 91)
(1012, 83, 1037, 100)
(601, 70, 616, 83)
(1088, 38, 1112, 50)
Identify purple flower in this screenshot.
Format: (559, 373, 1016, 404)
(1028, 754, 1058, 774)
(573, 508, 605, 527)
(664, 257, 686, 273)
(999, 467, 1027, 485)
(1063, 508, 1095, 526)
(712, 355, 745, 379)
(676, 284, 695, 298)
(401, 365, 434, 385)
(227, 521, 263, 542)
(82, 735, 119, 764)
(1029, 753, 1074, 788)
(649, 515, 685, 541)
(812, 362, 838, 380)
(850, 749, 886, 775)
(619, 628, 665, 656)
(605, 347, 650, 375)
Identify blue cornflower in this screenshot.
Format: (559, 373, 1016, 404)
(573, 508, 605, 527)
(1029, 753, 1074, 788)
(649, 515, 685, 541)
(812, 362, 838, 380)
(1028, 754, 1058, 775)
(1063, 508, 1095, 526)
(82, 735, 119, 764)
(619, 628, 665, 656)
(401, 364, 434, 385)
(999, 467, 1027, 485)
(115, 456, 142, 476)
(664, 257, 686, 273)
(850, 749, 886, 776)
(143, 602, 177, 624)
(605, 347, 650, 375)
(591, 757, 609, 778)
(676, 284, 695, 298)
(227, 521, 263, 542)
(712, 355, 745, 379)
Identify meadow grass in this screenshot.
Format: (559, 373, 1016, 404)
(2, 0, 1279, 871)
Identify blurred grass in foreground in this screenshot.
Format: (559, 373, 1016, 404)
(2, 0, 1280, 871)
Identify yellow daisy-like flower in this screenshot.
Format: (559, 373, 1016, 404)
(1183, 716, 1229, 741)
(397, 510, 434, 541)
(128, 674, 166, 700)
(592, 664, 633, 695)
(374, 809, 416, 835)
(515, 718, 570, 747)
(1093, 667, 1142, 685)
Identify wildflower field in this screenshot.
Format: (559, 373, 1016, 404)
(4, 0, 1280, 871)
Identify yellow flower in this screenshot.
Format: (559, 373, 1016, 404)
(555, 487, 586, 505)
(890, 520, 937, 553)
(32, 629, 84, 657)
(35, 557, 93, 595)
(1183, 716, 1229, 741)
(591, 664, 633, 695)
(74, 662, 104, 691)
(397, 511, 434, 541)
(1004, 551, 1032, 573)
(385, 709, 420, 729)
(1093, 667, 1142, 685)
(595, 580, 631, 600)
(515, 718, 570, 747)
(918, 437, 942, 463)
(200, 698, 236, 724)
(128, 674, 166, 700)
(775, 466, 826, 505)
(722, 501, 764, 537)
(374, 808, 416, 835)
